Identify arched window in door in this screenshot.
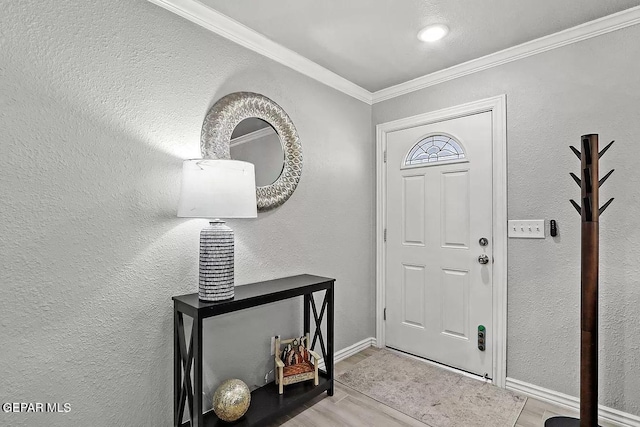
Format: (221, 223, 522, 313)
(404, 134, 466, 167)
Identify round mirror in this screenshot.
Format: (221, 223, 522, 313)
(230, 118, 284, 187)
(201, 92, 302, 212)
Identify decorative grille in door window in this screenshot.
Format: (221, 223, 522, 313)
(404, 134, 466, 167)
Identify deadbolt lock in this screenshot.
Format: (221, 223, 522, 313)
(479, 237, 489, 246)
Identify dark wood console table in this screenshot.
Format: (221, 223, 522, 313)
(173, 274, 335, 427)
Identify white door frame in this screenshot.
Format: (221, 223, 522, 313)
(376, 95, 508, 388)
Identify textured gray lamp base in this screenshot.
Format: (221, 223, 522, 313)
(199, 220, 234, 301)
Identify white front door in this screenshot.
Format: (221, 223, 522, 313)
(385, 111, 493, 377)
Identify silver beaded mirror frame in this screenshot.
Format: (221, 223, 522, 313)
(201, 92, 303, 212)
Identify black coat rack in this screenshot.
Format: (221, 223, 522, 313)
(546, 134, 614, 427)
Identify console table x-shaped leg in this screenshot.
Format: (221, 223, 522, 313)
(304, 290, 334, 394)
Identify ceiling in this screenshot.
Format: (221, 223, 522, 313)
(200, 0, 640, 92)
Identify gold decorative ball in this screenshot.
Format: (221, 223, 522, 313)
(212, 379, 251, 422)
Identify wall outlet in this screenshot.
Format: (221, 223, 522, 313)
(270, 336, 275, 355)
(508, 220, 545, 239)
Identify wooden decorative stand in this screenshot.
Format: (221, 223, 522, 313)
(545, 134, 614, 427)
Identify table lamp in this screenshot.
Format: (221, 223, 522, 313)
(177, 159, 257, 301)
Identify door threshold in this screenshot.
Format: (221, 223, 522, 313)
(385, 346, 492, 384)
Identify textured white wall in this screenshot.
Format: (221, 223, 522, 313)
(0, 1, 374, 426)
(373, 25, 640, 416)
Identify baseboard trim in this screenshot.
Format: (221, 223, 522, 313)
(506, 377, 640, 427)
(318, 337, 376, 371)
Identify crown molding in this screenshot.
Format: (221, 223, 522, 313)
(147, 0, 373, 104)
(229, 127, 273, 147)
(148, 1, 640, 106)
(372, 5, 640, 103)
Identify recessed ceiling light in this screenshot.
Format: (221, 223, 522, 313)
(417, 24, 449, 42)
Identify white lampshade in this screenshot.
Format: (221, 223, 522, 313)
(177, 159, 257, 218)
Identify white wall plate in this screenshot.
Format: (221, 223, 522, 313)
(508, 220, 545, 239)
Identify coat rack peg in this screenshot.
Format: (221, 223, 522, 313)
(570, 199, 581, 215)
(569, 173, 581, 186)
(599, 140, 615, 158)
(583, 196, 592, 221)
(570, 145, 581, 160)
(583, 138, 592, 164)
(599, 169, 615, 187)
(583, 168, 592, 193)
(599, 198, 614, 215)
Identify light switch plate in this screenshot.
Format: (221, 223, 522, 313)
(508, 220, 545, 239)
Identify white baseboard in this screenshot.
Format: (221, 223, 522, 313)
(506, 377, 640, 427)
(318, 337, 376, 371)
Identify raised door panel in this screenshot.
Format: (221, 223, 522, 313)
(441, 170, 470, 248)
(441, 269, 469, 339)
(402, 175, 425, 246)
(402, 264, 425, 328)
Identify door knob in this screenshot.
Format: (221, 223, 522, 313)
(478, 254, 490, 265)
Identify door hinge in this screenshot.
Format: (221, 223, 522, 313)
(384, 308, 386, 321)
(384, 228, 387, 242)
(383, 150, 387, 163)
